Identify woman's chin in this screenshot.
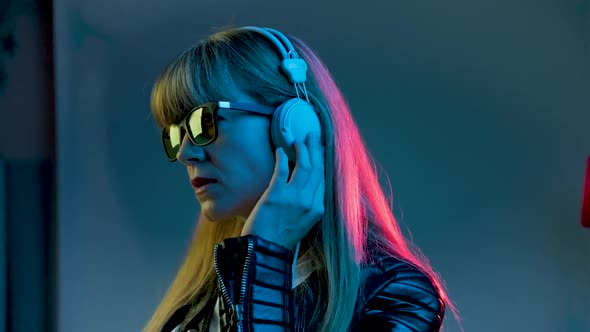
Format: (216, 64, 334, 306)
(202, 209, 227, 222)
(199, 199, 252, 223)
(200, 202, 233, 222)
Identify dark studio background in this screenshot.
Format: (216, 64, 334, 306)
(0, 0, 588, 331)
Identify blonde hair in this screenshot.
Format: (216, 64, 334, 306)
(144, 25, 461, 332)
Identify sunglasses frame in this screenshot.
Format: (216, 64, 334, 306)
(162, 101, 276, 162)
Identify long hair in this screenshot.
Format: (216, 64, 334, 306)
(144, 26, 462, 332)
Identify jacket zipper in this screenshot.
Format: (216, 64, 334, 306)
(199, 286, 217, 331)
(214, 237, 255, 332)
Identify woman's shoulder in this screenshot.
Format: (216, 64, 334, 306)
(359, 250, 444, 311)
(362, 251, 433, 279)
(350, 251, 446, 331)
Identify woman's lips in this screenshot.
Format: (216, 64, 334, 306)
(191, 177, 218, 188)
(191, 177, 218, 196)
(194, 182, 217, 195)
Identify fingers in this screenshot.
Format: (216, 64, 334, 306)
(269, 147, 290, 187)
(275, 132, 324, 191)
(311, 176, 325, 219)
(269, 132, 325, 223)
(309, 132, 325, 173)
(290, 134, 313, 186)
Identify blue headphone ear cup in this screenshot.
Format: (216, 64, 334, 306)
(270, 98, 322, 162)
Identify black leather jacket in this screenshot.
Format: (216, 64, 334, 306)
(162, 234, 445, 331)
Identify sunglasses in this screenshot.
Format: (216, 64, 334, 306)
(161, 101, 276, 161)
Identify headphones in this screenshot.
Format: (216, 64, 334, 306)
(239, 26, 322, 162)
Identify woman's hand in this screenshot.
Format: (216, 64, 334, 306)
(241, 132, 325, 251)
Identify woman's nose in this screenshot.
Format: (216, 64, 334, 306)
(176, 134, 206, 165)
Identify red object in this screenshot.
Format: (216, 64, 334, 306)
(582, 157, 590, 228)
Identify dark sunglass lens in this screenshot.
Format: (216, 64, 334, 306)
(188, 106, 216, 145)
(163, 125, 182, 159)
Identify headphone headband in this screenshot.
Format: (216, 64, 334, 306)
(236, 26, 320, 172)
(240, 26, 296, 59)
(239, 26, 308, 84)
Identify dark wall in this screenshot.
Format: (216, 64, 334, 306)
(1, 0, 588, 331)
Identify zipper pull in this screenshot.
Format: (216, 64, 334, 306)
(230, 303, 245, 331)
(234, 303, 244, 322)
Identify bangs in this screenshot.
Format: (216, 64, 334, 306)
(150, 42, 241, 128)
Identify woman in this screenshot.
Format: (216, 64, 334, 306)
(144, 26, 461, 332)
